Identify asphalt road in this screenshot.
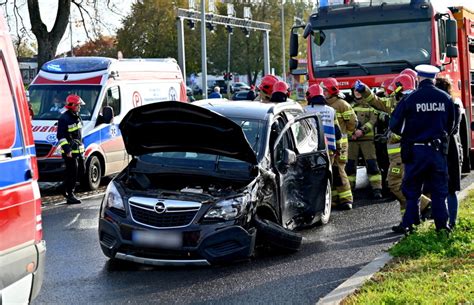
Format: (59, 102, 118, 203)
(33, 170, 474, 305)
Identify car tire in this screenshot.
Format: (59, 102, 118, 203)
(254, 216, 302, 253)
(317, 180, 332, 225)
(82, 155, 101, 191)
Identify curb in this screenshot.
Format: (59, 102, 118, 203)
(316, 181, 474, 305)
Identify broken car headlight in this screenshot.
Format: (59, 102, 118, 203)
(105, 182, 124, 210)
(203, 194, 249, 221)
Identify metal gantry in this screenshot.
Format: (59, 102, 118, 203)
(176, 7, 271, 98)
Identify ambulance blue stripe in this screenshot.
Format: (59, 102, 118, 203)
(0, 157, 30, 188)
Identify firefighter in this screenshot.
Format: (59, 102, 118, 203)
(270, 81, 291, 103)
(257, 74, 279, 103)
(321, 78, 358, 210)
(346, 84, 383, 199)
(389, 64, 455, 234)
(355, 76, 432, 215)
(304, 84, 342, 163)
(57, 94, 86, 204)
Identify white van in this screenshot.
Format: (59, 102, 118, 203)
(28, 57, 186, 190)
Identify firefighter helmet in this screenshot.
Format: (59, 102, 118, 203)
(320, 78, 339, 95)
(306, 84, 324, 100)
(381, 78, 394, 95)
(392, 74, 415, 93)
(65, 94, 85, 111)
(257, 74, 279, 98)
(400, 68, 417, 84)
(272, 81, 290, 97)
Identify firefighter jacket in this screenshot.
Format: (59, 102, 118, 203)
(304, 104, 342, 151)
(326, 95, 357, 136)
(350, 97, 378, 141)
(362, 89, 401, 145)
(57, 110, 84, 156)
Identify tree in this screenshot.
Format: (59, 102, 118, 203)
(73, 35, 117, 57)
(1, 0, 124, 68)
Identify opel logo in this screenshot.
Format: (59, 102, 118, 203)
(154, 202, 166, 214)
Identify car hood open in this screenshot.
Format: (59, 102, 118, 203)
(119, 101, 258, 165)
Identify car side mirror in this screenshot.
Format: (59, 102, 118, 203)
(446, 45, 458, 58)
(283, 149, 297, 166)
(101, 106, 114, 124)
(446, 19, 458, 45)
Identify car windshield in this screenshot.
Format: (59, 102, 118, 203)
(138, 118, 263, 174)
(311, 21, 431, 72)
(29, 85, 101, 120)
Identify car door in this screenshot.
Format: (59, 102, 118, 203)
(273, 112, 330, 229)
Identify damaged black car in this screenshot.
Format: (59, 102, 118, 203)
(98, 100, 332, 266)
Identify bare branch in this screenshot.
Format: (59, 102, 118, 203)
(72, 0, 93, 40)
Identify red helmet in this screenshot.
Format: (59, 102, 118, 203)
(392, 74, 415, 93)
(65, 94, 85, 111)
(272, 81, 290, 97)
(320, 78, 339, 95)
(400, 68, 417, 84)
(380, 78, 394, 95)
(258, 74, 279, 97)
(306, 84, 324, 100)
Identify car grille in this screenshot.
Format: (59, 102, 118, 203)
(129, 197, 201, 228)
(35, 143, 53, 157)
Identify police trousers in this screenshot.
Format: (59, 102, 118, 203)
(387, 145, 431, 211)
(401, 146, 449, 230)
(63, 155, 85, 194)
(346, 140, 382, 191)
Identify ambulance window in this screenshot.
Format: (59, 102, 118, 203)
(0, 50, 17, 150)
(103, 86, 121, 116)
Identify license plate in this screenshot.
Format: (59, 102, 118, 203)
(132, 230, 182, 249)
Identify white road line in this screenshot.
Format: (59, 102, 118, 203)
(65, 213, 80, 228)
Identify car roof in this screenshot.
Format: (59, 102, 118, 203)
(193, 99, 304, 120)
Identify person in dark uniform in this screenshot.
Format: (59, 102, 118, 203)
(389, 65, 455, 234)
(57, 94, 86, 204)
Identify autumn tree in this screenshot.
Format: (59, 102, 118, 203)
(73, 35, 117, 57)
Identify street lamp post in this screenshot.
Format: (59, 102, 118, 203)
(200, 0, 208, 99)
(281, 0, 286, 82)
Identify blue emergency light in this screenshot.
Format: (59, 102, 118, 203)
(41, 57, 113, 74)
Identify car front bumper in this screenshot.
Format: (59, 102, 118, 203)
(99, 211, 256, 266)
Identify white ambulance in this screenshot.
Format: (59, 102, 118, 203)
(28, 57, 186, 190)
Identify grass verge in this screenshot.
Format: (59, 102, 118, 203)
(343, 191, 474, 304)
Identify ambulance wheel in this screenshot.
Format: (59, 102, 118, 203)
(83, 155, 101, 191)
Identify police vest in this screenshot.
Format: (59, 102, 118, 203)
(305, 105, 337, 151)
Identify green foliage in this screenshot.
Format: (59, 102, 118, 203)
(345, 191, 474, 304)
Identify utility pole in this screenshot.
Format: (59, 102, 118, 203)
(227, 33, 231, 98)
(200, 0, 208, 99)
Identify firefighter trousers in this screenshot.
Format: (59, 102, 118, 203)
(332, 142, 353, 205)
(63, 155, 85, 195)
(346, 140, 382, 191)
(387, 145, 431, 211)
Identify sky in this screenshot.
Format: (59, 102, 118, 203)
(1, 0, 474, 55)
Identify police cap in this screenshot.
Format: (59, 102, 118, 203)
(415, 64, 440, 79)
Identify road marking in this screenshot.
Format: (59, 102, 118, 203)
(65, 213, 80, 228)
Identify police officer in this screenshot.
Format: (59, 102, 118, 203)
(304, 84, 342, 163)
(389, 65, 455, 234)
(257, 74, 279, 103)
(321, 78, 358, 210)
(57, 94, 86, 204)
(347, 83, 382, 199)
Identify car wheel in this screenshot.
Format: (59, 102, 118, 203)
(82, 155, 102, 191)
(254, 216, 302, 253)
(317, 180, 332, 225)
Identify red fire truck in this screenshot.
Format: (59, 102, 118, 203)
(289, 0, 474, 172)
